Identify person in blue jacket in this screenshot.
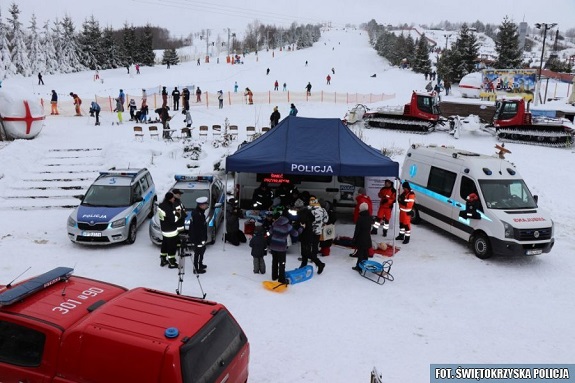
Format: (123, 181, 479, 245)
(89, 101, 101, 125)
(289, 103, 298, 116)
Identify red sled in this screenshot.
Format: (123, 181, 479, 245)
(244, 219, 255, 235)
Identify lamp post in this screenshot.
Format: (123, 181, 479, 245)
(444, 34, 452, 51)
(534, 22, 557, 105)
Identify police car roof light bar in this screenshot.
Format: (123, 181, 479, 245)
(0, 267, 74, 307)
(99, 170, 140, 178)
(174, 175, 214, 182)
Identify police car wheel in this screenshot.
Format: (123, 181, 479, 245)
(126, 220, 138, 244)
(471, 233, 492, 259)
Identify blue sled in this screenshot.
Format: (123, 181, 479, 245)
(285, 265, 314, 285)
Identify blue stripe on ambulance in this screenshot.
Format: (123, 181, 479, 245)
(408, 182, 491, 234)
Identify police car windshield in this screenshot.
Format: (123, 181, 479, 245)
(83, 185, 132, 207)
(479, 180, 537, 209)
(180, 191, 210, 209)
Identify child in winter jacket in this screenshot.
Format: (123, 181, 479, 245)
(269, 215, 300, 283)
(249, 225, 267, 274)
(128, 99, 137, 121)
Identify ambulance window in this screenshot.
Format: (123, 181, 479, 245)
(460, 176, 478, 200)
(428, 167, 456, 197)
(0, 321, 45, 367)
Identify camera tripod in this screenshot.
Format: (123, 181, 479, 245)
(176, 233, 206, 298)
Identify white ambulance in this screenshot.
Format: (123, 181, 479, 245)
(401, 144, 554, 259)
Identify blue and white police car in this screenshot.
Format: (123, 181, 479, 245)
(149, 174, 225, 245)
(67, 168, 157, 245)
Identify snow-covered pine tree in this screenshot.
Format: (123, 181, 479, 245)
(412, 34, 431, 74)
(0, 8, 17, 79)
(441, 23, 479, 81)
(494, 16, 522, 69)
(59, 16, 85, 73)
(7, 2, 32, 77)
(27, 14, 46, 76)
(78, 15, 102, 70)
(135, 23, 155, 67)
(162, 48, 179, 66)
(121, 22, 137, 67)
(101, 27, 122, 69)
(42, 20, 59, 74)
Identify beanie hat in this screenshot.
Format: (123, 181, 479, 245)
(359, 202, 369, 212)
(402, 181, 411, 189)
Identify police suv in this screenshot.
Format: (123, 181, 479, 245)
(67, 168, 157, 245)
(149, 174, 225, 245)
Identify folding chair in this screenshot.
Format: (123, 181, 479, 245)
(246, 126, 256, 140)
(212, 124, 222, 139)
(228, 125, 239, 140)
(199, 125, 209, 141)
(180, 127, 192, 139)
(148, 125, 160, 140)
(358, 259, 394, 285)
(261, 126, 270, 134)
(133, 126, 144, 141)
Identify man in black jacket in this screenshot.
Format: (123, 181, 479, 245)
(158, 192, 179, 268)
(189, 196, 209, 274)
(172, 87, 180, 111)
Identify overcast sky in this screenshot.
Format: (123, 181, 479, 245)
(6, 0, 575, 37)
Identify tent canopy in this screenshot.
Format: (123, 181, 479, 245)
(226, 116, 399, 177)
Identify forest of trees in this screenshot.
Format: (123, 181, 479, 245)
(364, 17, 573, 83)
(0, 2, 322, 80)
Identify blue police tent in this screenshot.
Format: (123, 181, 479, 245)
(226, 116, 399, 177)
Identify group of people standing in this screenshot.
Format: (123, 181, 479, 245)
(268, 103, 298, 128)
(158, 189, 209, 274)
(249, 182, 334, 284)
(350, 181, 415, 273)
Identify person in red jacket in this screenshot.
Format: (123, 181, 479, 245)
(396, 181, 416, 244)
(353, 187, 372, 223)
(375, 179, 397, 237)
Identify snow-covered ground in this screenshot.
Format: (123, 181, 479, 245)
(1, 28, 575, 382)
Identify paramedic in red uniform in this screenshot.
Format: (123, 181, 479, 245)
(375, 179, 396, 237)
(396, 181, 415, 244)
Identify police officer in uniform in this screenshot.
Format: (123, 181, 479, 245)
(189, 196, 209, 274)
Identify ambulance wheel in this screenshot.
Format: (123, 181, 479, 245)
(410, 207, 422, 224)
(471, 233, 491, 259)
(126, 220, 138, 244)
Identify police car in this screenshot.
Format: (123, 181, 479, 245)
(149, 174, 225, 245)
(67, 168, 157, 245)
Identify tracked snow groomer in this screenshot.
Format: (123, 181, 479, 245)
(360, 91, 444, 132)
(490, 98, 575, 147)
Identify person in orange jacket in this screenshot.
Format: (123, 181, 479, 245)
(353, 187, 372, 223)
(396, 181, 416, 244)
(69, 92, 82, 116)
(375, 179, 397, 237)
